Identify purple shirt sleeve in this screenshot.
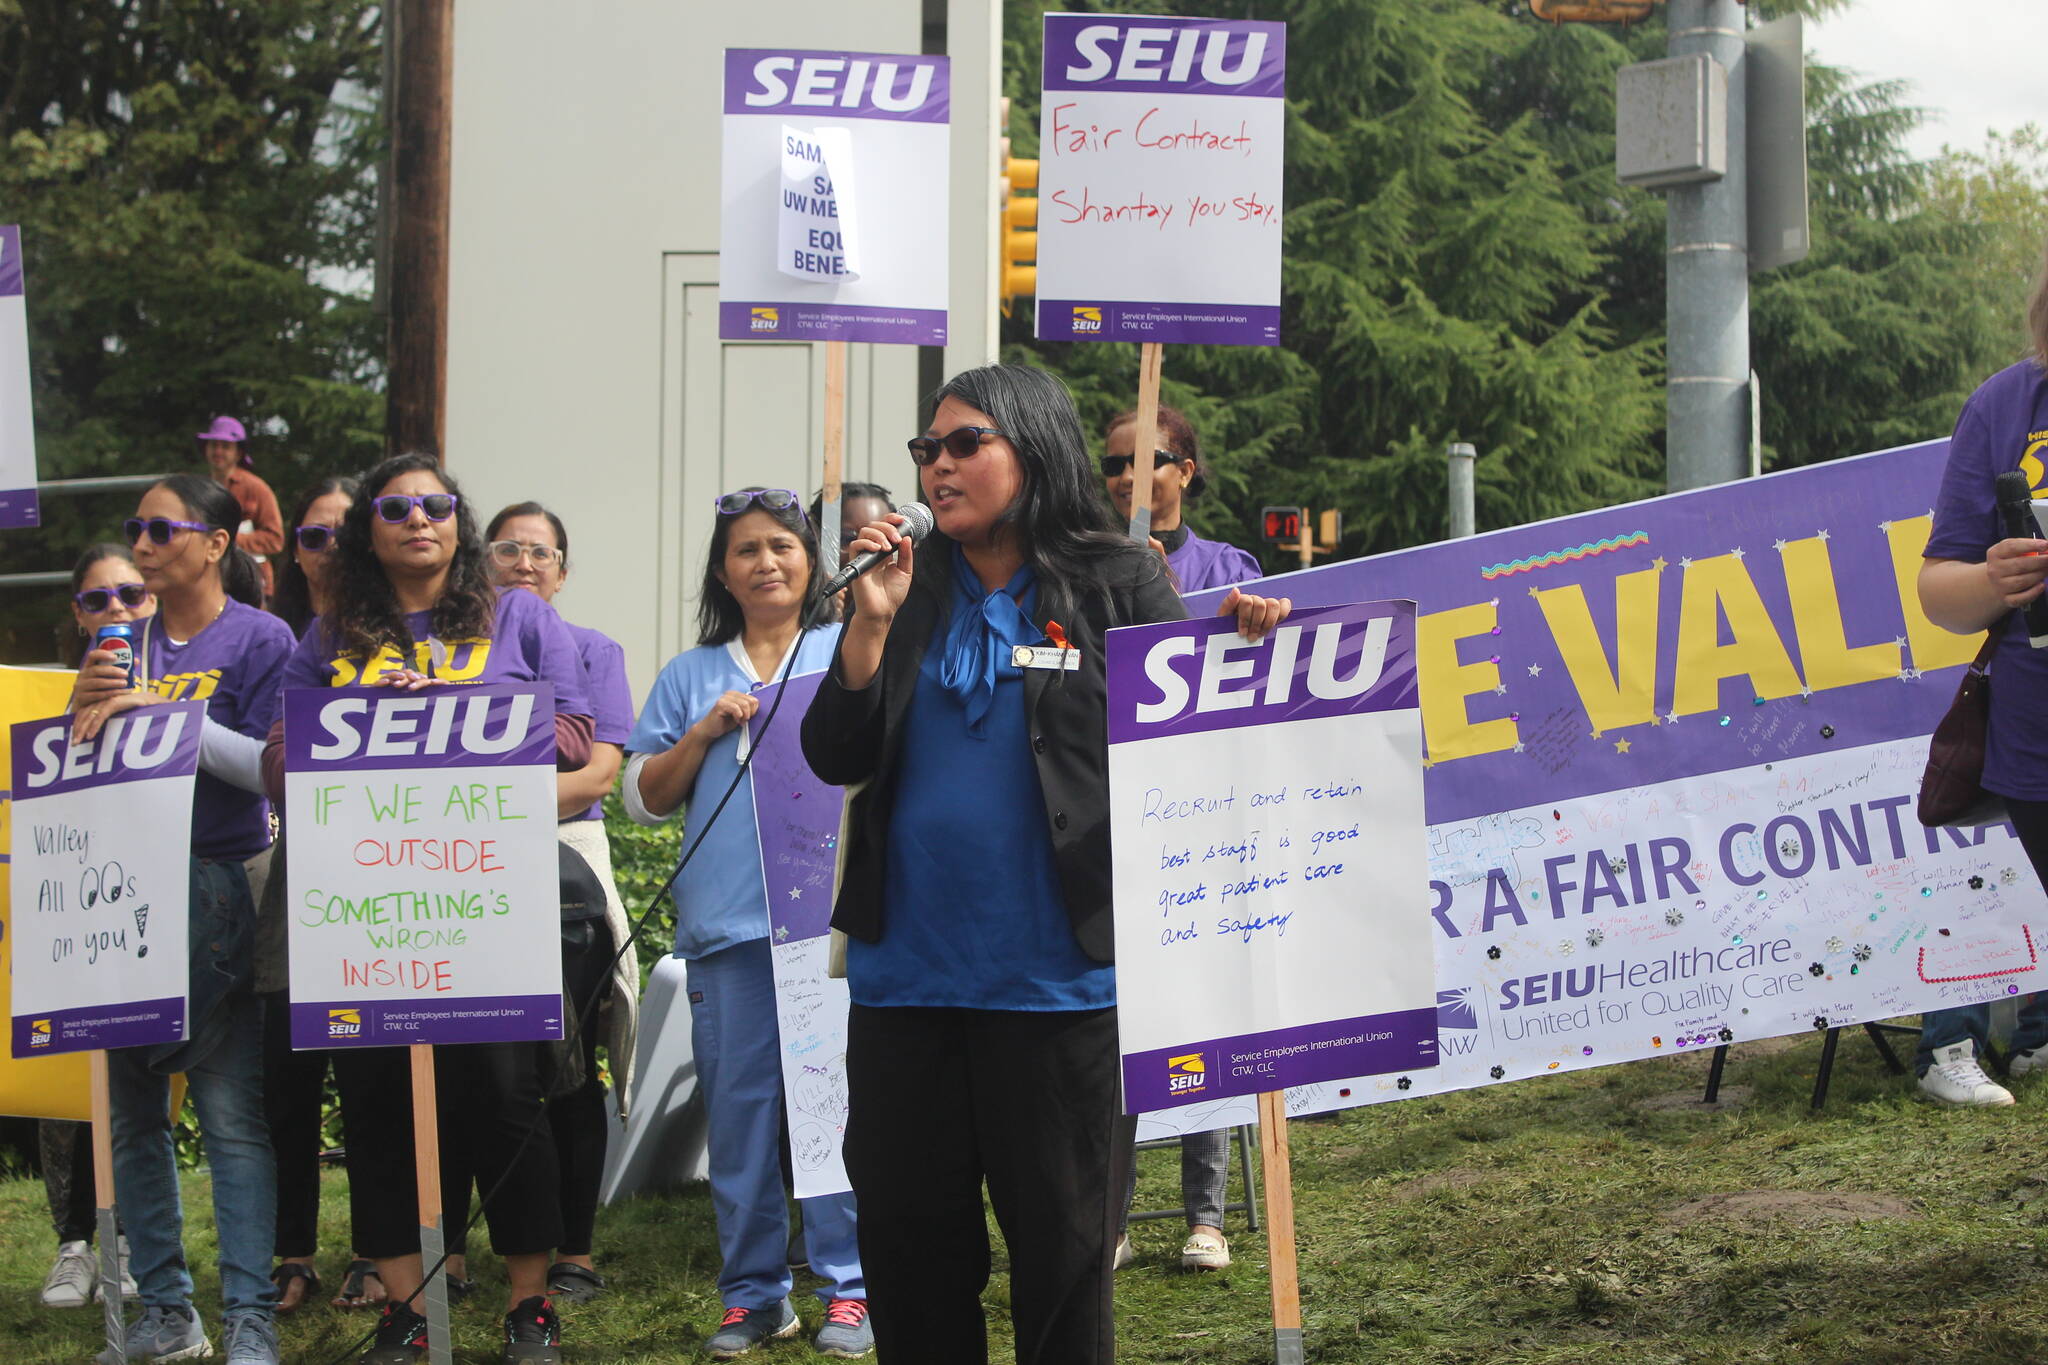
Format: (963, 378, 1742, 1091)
(500, 587, 591, 718)
(1925, 399, 1999, 563)
(570, 625, 636, 746)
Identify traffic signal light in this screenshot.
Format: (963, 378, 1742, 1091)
(1261, 506, 1303, 543)
(997, 100, 1038, 316)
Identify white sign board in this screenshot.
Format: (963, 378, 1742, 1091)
(1035, 15, 1285, 346)
(9, 705, 200, 1054)
(0, 226, 41, 529)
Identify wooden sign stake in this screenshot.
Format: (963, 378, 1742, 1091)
(91, 1049, 126, 1363)
(1257, 1089, 1305, 1365)
(1127, 342, 1165, 546)
(820, 339, 848, 580)
(411, 1044, 453, 1365)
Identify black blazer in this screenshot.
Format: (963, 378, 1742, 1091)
(801, 536, 1187, 963)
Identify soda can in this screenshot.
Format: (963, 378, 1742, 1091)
(94, 622, 136, 689)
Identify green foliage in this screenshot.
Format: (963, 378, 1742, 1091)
(603, 792, 681, 990)
(0, 1, 384, 660)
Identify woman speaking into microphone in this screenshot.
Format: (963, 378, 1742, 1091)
(801, 364, 1287, 1365)
(260, 452, 593, 1365)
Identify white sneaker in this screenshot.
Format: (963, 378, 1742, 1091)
(95, 1235, 141, 1302)
(1919, 1042, 2016, 1107)
(2010, 1047, 2048, 1078)
(41, 1240, 94, 1308)
(1112, 1235, 1134, 1270)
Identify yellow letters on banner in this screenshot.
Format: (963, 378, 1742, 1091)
(1418, 601, 1519, 762)
(1780, 536, 1900, 689)
(1886, 515, 1985, 671)
(1672, 553, 1805, 716)
(1533, 569, 1661, 734)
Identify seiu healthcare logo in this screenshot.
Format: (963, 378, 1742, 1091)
(1166, 1052, 1207, 1095)
(28, 1020, 51, 1048)
(1071, 305, 1103, 333)
(750, 307, 781, 332)
(327, 1008, 363, 1039)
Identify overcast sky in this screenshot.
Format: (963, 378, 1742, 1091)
(1805, 0, 2045, 162)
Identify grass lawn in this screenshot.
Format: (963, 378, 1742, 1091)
(4, 1028, 2047, 1363)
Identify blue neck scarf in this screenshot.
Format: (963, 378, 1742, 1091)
(937, 545, 1041, 739)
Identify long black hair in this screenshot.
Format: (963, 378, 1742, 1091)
(152, 474, 264, 608)
(272, 475, 359, 637)
(326, 453, 496, 662)
(696, 486, 826, 646)
(932, 364, 1156, 625)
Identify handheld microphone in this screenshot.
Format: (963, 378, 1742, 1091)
(1992, 470, 2048, 649)
(822, 501, 934, 596)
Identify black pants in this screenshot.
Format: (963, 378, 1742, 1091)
(843, 1004, 1134, 1365)
(334, 1040, 563, 1259)
(261, 991, 333, 1257)
(2002, 797, 2048, 888)
(546, 918, 616, 1257)
(40, 1119, 96, 1244)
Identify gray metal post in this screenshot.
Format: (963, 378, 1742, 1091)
(1446, 442, 1476, 539)
(1665, 0, 1748, 492)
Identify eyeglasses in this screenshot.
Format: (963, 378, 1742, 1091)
(295, 524, 338, 553)
(373, 492, 459, 523)
(488, 539, 562, 568)
(73, 582, 150, 614)
(712, 489, 807, 524)
(124, 516, 214, 546)
(907, 425, 1002, 466)
(1100, 450, 1187, 479)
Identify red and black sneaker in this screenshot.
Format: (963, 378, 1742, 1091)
(360, 1302, 428, 1365)
(502, 1295, 563, 1365)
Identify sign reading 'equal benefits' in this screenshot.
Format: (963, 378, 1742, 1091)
(9, 704, 201, 1055)
(283, 683, 563, 1049)
(1035, 14, 1285, 346)
(1107, 601, 1438, 1112)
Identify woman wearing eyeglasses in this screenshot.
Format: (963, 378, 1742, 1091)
(480, 501, 640, 1307)
(68, 474, 297, 1365)
(1102, 404, 1260, 594)
(622, 486, 870, 1360)
(802, 365, 1287, 1365)
(260, 453, 594, 1365)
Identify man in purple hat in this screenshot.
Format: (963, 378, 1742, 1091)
(197, 416, 284, 600)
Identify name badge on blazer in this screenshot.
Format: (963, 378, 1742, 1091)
(1012, 645, 1080, 672)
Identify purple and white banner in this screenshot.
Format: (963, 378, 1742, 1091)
(281, 684, 564, 1048)
(1035, 16, 1285, 347)
(0, 226, 42, 530)
(9, 705, 201, 1055)
(720, 49, 949, 346)
(747, 669, 853, 1198)
(1108, 601, 1437, 1112)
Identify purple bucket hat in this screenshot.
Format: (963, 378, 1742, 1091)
(196, 416, 253, 468)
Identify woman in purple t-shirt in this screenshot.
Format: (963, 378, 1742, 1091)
(1102, 403, 1262, 595)
(260, 453, 593, 1364)
(69, 474, 296, 1364)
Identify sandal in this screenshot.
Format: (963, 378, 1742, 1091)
(269, 1261, 320, 1314)
(331, 1258, 385, 1309)
(544, 1262, 607, 1302)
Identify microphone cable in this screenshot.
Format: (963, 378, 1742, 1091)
(322, 595, 838, 1365)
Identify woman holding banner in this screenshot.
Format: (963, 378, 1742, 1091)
(260, 452, 593, 1365)
(1102, 403, 1260, 595)
(69, 475, 297, 1365)
(622, 487, 870, 1360)
(802, 364, 1286, 1365)
(482, 500, 640, 1304)
(1917, 252, 2048, 1104)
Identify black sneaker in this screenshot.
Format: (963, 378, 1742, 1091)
(360, 1302, 429, 1364)
(503, 1295, 563, 1364)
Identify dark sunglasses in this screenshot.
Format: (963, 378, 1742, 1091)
(74, 582, 150, 613)
(713, 488, 807, 524)
(907, 425, 1002, 467)
(295, 524, 338, 553)
(373, 492, 459, 523)
(124, 516, 214, 546)
(1100, 450, 1187, 479)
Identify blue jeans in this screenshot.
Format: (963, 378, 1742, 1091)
(1916, 996, 2048, 1074)
(109, 858, 276, 1320)
(688, 938, 863, 1309)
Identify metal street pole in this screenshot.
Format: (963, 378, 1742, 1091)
(1446, 442, 1476, 538)
(1665, 0, 1748, 492)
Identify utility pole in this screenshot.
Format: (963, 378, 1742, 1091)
(1446, 442, 1476, 538)
(386, 0, 454, 460)
(1663, 0, 1748, 491)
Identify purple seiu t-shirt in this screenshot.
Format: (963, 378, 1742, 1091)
(1168, 529, 1262, 594)
(563, 622, 636, 823)
(1925, 359, 2048, 799)
(273, 585, 592, 719)
(136, 598, 296, 862)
